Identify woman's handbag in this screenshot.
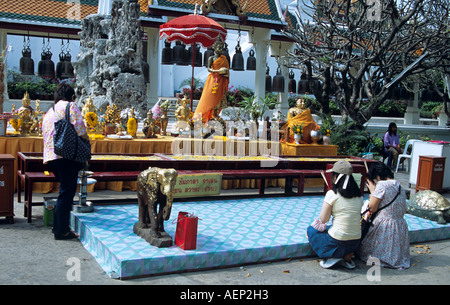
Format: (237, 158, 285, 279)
(54, 102, 91, 164)
(361, 185, 401, 240)
(174, 211, 199, 250)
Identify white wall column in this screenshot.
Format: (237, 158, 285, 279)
(144, 27, 160, 109)
(250, 28, 270, 103)
(404, 82, 420, 124)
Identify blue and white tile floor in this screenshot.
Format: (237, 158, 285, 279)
(71, 196, 450, 279)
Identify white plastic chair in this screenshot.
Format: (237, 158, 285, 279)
(395, 139, 420, 172)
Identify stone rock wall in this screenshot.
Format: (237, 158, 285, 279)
(74, 0, 147, 113)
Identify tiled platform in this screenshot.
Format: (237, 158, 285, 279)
(71, 196, 450, 279)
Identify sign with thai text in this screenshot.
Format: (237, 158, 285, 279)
(173, 173, 222, 198)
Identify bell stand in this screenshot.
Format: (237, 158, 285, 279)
(73, 169, 97, 213)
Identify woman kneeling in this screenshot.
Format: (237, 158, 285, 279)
(307, 160, 363, 269)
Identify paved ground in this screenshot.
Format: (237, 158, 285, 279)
(0, 170, 449, 287)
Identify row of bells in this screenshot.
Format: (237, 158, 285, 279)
(266, 70, 321, 94)
(161, 41, 257, 71)
(20, 48, 74, 79)
(162, 41, 321, 94)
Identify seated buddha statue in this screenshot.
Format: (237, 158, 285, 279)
(284, 97, 320, 144)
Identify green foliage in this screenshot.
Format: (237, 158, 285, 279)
(179, 77, 203, 90)
(7, 69, 61, 99)
(329, 121, 370, 156)
(227, 86, 254, 107)
(238, 95, 280, 121)
(420, 101, 442, 118)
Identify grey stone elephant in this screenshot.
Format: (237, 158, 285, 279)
(133, 167, 178, 247)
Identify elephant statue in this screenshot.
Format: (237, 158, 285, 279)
(133, 167, 178, 247)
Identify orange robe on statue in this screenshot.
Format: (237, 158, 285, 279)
(284, 109, 320, 144)
(194, 55, 229, 122)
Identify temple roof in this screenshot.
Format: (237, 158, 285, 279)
(0, 0, 288, 32)
(149, 0, 284, 26)
(0, 0, 98, 29)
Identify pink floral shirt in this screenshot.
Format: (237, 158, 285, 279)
(42, 101, 86, 164)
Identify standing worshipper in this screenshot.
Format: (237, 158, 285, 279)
(194, 36, 229, 122)
(42, 83, 89, 240)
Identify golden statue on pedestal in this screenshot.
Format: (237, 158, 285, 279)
(174, 96, 191, 133)
(142, 109, 159, 138)
(284, 97, 320, 144)
(17, 92, 34, 135)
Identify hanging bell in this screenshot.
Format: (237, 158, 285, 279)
(56, 52, 65, 79)
(20, 47, 34, 76)
(188, 45, 202, 67)
(288, 70, 296, 93)
(272, 66, 285, 93)
(297, 72, 309, 94)
(161, 41, 173, 65)
(38, 50, 55, 78)
(223, 43, 230, 67)
(246, 49, 256, 70)
(182, 46, 190, 66)
(265, 65, 272, 93)
(231, 42, 244, 71)
(61, 53, 74, 79)
(37, 52, 46, 77)
(172, 41, 186, 65)
(204, 47, 214, 67)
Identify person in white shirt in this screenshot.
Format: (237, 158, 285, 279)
(307, 160, 363, 269)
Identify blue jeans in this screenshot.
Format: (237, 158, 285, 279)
(48, 158, 83, 235)
(307, 225, 360, 259)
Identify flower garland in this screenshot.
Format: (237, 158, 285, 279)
(85, 112, 98, 129)
(127, 117, 137, 136)
(9, 118, 22, 132)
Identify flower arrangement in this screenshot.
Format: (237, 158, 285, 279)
(103, 104, 120, 125)
(160, 99, 171, 112)
(319, 113, 334, 137)
(291, 123, 303, 135)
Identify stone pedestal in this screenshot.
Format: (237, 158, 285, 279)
(133, 223, 173, 248)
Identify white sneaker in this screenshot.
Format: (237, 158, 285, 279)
(319, 258, 343, 269)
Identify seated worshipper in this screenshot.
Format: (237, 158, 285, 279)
(284, 98, 320, 144)
(383, 122, 403, 168)
(357, 161, 410, 269)
(194, 36, 229, 123)
(307, 160, 363, 269)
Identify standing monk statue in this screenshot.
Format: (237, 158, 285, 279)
(194, 36, 229, 122)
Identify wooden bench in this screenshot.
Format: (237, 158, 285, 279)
(20, 171, 142, 223)
(19, 168, 333, 223)
(19, 166, 367, 223)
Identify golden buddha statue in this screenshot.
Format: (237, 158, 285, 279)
(142, 109, 158, 138)
(174, 96, 191, 133)
(287, 98, 306, 121)
(17, 92, 34, 135)
(284, 97, 320, 144)
(81, 96, 97, 129)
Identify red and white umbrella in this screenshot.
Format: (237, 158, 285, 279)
(159, 14, 227, 48)
(159, 14, 227, 110)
